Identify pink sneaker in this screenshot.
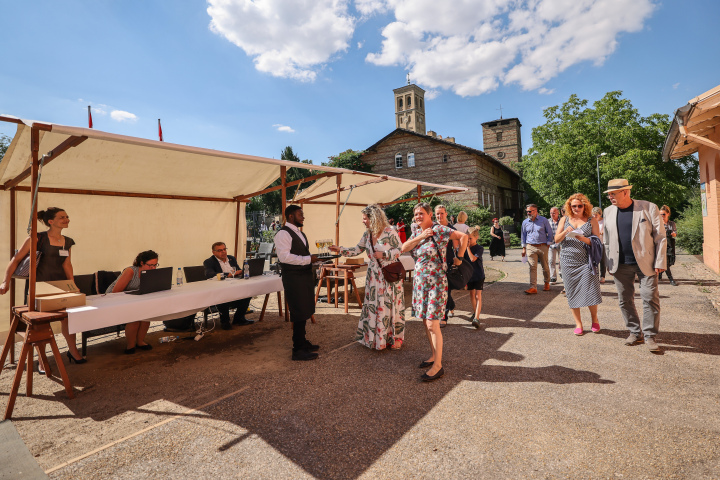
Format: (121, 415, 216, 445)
(591, 323, 600, 333)
(573, 327, 584, 336)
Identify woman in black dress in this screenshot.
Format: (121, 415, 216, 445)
(659, 205, 677, 286)
(0, 207, 86, 367)
(489, 218, 505, 261)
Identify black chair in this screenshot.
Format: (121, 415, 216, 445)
(80, 270, 123, 356)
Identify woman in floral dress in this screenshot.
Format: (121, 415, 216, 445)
(329, 205, 405, 350)
(402, 203, 468, 382)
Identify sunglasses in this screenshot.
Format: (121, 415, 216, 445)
(525, 210, 534, 214)
(571, 205, 584, 209)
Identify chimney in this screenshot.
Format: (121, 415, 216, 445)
(427, 130, 437, 138)
(437, 134, 443, 140)
(446, 137, 455, 143)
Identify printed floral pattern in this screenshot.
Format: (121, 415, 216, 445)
(411, 224, 452, 321)
(340, 227, 405, 350)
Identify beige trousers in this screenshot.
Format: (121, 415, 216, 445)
(527, 244, 550, 288)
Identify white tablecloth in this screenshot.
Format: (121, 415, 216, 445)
(66, 275, 284, 334)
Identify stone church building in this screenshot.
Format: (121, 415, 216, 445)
(362, 83, 523, 218)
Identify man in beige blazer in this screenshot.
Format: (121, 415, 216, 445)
(603, 179, 666, 352)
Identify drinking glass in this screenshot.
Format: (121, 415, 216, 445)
(229, 266, 236, 278)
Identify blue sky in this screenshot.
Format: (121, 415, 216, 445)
(1, 0, 718, 165)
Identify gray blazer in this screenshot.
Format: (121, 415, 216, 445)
(603, 199, 667, 276)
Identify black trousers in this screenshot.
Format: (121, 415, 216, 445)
(292, 320, 307, 350)
(217, 297, 251, 325)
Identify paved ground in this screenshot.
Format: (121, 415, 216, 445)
(1, 250, 719, 479)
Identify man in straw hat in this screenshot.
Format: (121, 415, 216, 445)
(602, 179, 666, 352)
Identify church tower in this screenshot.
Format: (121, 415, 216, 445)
(393, 82, 426, 135)
(481, 117, 522, 168)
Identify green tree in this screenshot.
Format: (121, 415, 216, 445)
(675, 189, 703, 255)
(322, 149, 373, 172)
(0, 134, 10, 161)
(247, 146, 318, 214)
(520, 91, 698, 214)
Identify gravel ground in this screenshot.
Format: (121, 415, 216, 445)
(1, 250, 718, 479)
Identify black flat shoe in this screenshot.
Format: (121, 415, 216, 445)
(292, 349, 319, 361)
(124, 347, 136, 355)
(67, 351, 87, 364)
(421, 367, 445, 382)
(304, 341, 320, 352)
(137, 344, 153, 351)
(418, 360, 434, 369)
(232, 318, 254, 326)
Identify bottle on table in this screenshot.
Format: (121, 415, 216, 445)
(176, 267, 183, 287)
(243, 260, 250, 279)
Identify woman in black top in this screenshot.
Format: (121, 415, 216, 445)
(489, 218, 505, 261)
(0, 208, 86, 366)
(659, 205, 677, 286)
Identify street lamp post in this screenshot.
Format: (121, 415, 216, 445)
(596, 152, 606, 208)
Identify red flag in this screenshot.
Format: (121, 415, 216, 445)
(158, 119, 163, 142)
(88, 106, 93, 129)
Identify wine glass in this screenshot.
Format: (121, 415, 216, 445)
(315, 239, 321, 253)
(229, 266, 236, 278)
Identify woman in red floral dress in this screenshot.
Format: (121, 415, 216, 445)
(402, 203, 467, 381)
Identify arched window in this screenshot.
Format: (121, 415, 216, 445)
(397, 98, 403, 110)
(496, 131, 503, 142)
(407, 152, 415, 167)
(395, 153, 403, 169)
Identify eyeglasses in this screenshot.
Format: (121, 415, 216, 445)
(571, 205, 584, 209)
(525, 210, 534, 214)
(214, 248, 227, 252)
(145, 263, 159, 268)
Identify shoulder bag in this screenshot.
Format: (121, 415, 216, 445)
(430, 232, 473, 290)
(369, 238, 405, 283)
(11, 233, 46, 279)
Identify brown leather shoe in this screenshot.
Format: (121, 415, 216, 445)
(524, 288, 538, 294)
(543, 282, 550, 291)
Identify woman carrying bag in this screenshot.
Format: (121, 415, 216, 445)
(329, 205, 405, 350)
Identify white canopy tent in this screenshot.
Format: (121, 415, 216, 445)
(0, 116, 466, 338)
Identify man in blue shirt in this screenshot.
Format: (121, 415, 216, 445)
(521, 204, 554, 294)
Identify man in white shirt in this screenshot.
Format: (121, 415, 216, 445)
(275, 205, 320, 361)
(548, 207, 562, 283)
(203, 242, 253, 329)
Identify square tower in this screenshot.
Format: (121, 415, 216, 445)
(481, 118, 522, 168)
(393, 84, 426, 135)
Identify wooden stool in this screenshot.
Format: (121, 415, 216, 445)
(0, 307, 75, 420)
(315, 265, 363, 314)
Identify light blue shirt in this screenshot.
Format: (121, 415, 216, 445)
(521, 215, 554, 247)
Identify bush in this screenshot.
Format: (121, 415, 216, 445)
(675, 192, 703, 255)
(509, 233, 521, 247)
(498, 216, 514, 226)
(261, 230, 276, 243)
(477, 225, 492, 247)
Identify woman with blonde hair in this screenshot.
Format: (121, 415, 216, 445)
(453, 211, 470, 234)
(329, 204, 405, 350)
(555, 194, 602, 335)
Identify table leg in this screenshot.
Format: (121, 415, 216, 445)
(37, 343, 51, 377)
(259, 294, 270, 322)
(0, 314, 19, 371)
(25, 346, 33, 398)
(311, 315, 316, 324)
(4, 341, 31, 420)
(314, 269, 325, 304)
(344, 271, 350, 314)
(47, 334, 74, 400)
(334, 278, 339, 308)
(277, 292, 283, 318)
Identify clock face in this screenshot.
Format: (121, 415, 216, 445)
(497, 151, 506, 159)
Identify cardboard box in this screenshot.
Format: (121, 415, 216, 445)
(35, 280, 86, 312)
(343, 258, 366, 265)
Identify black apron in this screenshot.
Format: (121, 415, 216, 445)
(277, 226, 315, 323)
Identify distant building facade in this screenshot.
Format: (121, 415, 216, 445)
(481, 118, 522, 168)
(362, 83, 523, 218)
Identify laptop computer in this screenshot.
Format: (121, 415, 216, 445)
(125, 267, 173, 295)
(246, 258, 265, 278)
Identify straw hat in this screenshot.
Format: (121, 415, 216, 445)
(604, 179, 632, 193)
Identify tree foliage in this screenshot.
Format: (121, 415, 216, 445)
(520, 91, 698, 214)
(675, 189, 704, 255)
(322, 149, 373, 172)
(0, 134, 10, 161)
(247, 146, 318, 214)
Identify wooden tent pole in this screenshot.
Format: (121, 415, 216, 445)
(417, 185, 422, 202)
(234, 201, 240, 258)
(8, 188, 16, 360)
(28, 126, 40, 312)
(335, 174, 342, 265)
(281, 166, 287, 222)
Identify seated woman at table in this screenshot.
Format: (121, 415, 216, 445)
(0, 207, 86, 368)
(106, 250, 158, 354)
(329, 204, 405, 350)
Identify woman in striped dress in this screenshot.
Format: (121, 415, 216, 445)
(555, 194, 602, 335)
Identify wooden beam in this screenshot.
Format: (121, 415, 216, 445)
(0, 116, 23, 125)
(335, 174, 342, 259)
(9, 188, 16, 351)
(417, 185, 422, 201)
(234, 201, 240, 258)
(686, 105, 720, 128)
(28, 127, 40, 312)
(234, 172, 338, 201)
(281, 166, 287, 222)
(13, 186, 234, 202)
(301, 201, 367, 207)
(2, 135, 88, 191)
(685, 133, 720, 154)
(299, 177, 388, 203)
(381, 189, 464, 207)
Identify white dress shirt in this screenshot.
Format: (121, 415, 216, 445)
(275, 223, 312, 266)
(215, 256, 235, 274)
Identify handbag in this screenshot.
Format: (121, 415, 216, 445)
(369, 239, 405, 283)
(430, 235, 473, 290)
(11, 233, 46, 279)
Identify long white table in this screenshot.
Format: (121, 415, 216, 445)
(66, 274, 284, 334)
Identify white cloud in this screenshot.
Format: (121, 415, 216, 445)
(424, 89, 440, 100)
(354, 0, 388, 16)
(357, 41, 364, 49)
(110, 110, 138, 122)
(273, 124, 295, 133)
(538, 87, 555, 95)
(207, 0, 355, 81)
(673, 82, 680, 89)
(366, 0, 655, 96)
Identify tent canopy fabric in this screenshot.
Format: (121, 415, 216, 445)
(0, 117, 466, 203)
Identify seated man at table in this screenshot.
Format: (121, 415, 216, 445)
(203, 242, 253, 329)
